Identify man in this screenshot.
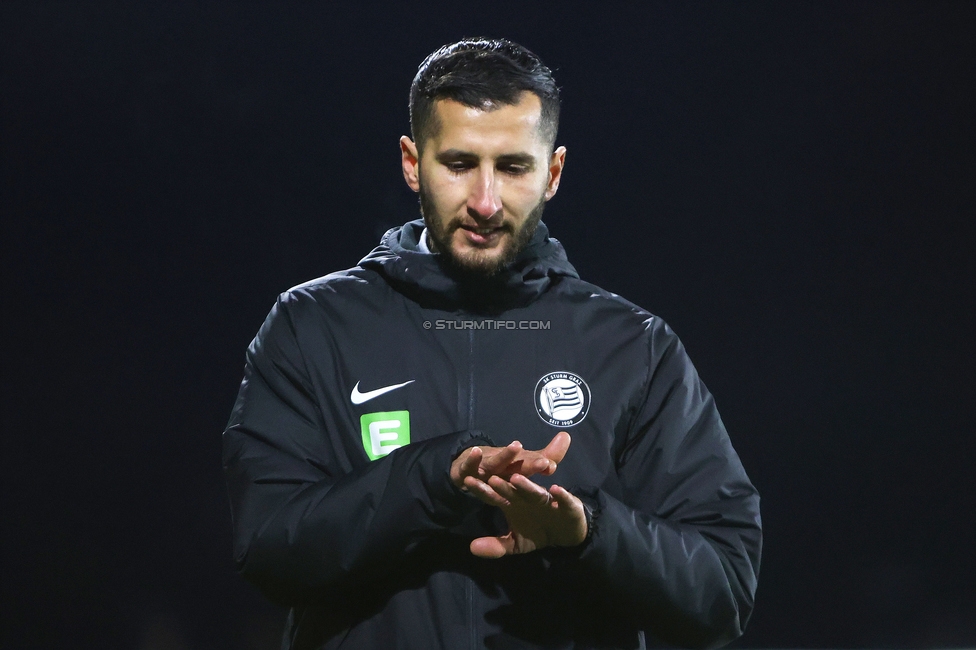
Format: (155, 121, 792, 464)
(223, 38, 761, 649)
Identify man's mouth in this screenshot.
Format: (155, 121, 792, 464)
(458, 224, 506, 246)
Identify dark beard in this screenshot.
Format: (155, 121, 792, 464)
(419, 185, 546, 278)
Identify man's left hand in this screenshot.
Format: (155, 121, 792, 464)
(450, 432, 570, 495)
(467, 474, 588, 558)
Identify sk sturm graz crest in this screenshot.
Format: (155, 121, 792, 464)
(535, 371, 591, 427)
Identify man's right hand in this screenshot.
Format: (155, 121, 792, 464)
(450, 432, 571, 503)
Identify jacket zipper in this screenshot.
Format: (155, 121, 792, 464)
(467, 328, 475, 429)
(467, 326, 477, 649)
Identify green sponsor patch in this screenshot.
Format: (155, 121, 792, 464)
(360, 410, 410, 460)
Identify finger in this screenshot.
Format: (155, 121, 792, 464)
(549, 484, 581, 511)
(481, 441, 521, 474)
(459, 446, 483, 478)
(507, 473, 552, 503)
(463, 476, 510, 507)
(549, 484, 588, 545)
(541, 432, 571, 472)
(470, 534, 515, 559)
(518, 453, 552, 476)
(487, 475, 518, 502)
(495, 453, 547, 479)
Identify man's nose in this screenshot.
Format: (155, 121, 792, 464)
(467, 168, 502, 220)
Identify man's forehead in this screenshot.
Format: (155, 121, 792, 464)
(427, 92, 546, 152)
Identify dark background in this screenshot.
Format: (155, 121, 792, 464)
(2, 2, 973, 648)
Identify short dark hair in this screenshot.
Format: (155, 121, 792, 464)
(409, 38, 560, 152)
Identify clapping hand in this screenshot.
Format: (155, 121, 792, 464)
(450, 431, 571, 491)
(452, 432, 588, 558)
(469, 474, 587, 558)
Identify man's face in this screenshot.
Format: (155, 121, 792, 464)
(401, 92, 566, 276)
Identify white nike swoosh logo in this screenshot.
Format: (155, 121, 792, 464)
(350, 380, 415, 405)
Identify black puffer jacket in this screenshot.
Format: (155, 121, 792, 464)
(222, 220, 762, 649)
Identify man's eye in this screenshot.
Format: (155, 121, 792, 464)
(446, 162, 472, 173)
(501, 165, 529, 175)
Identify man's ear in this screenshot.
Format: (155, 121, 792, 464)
(400, 136, 420, 192)
(544, 146, 567, 200)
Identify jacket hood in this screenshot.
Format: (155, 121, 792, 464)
(359, 219, 579, 313)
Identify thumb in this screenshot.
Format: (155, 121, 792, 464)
(542, 431, 571, 467)
(470, 533, 515, 559)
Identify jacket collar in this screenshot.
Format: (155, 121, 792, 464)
(359, 219, 579, 313)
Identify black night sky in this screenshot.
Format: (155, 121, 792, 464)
(2, 2, 973, 648)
